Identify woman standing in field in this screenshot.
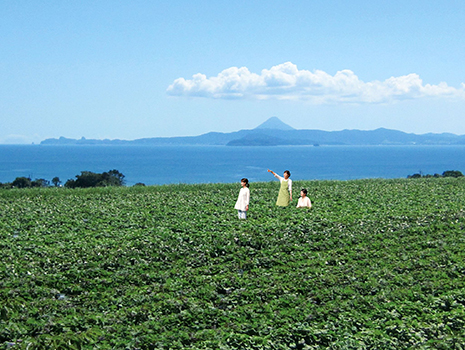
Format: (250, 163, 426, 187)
(234, 178, 250, 219)
(268, 169, 292, 207)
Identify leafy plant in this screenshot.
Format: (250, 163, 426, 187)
(1, 178, 465, 349)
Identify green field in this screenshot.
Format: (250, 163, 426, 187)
(1, 178, 465, 349)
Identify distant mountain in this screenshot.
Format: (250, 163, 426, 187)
(40, 117, 465, 146)
(254, 116, 295, 130)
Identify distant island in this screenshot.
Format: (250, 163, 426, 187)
(40, 117, 465, 146)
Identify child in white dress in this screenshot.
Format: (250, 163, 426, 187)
(234, 178, 250, 219)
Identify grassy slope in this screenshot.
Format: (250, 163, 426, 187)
(1, 178, 465, 349)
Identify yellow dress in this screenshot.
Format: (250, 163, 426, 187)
(276, 179, 290, 206)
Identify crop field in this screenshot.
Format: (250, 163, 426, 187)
(1, 178, 465, 349)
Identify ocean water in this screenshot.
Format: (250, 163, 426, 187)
(1, 144, 465, 186)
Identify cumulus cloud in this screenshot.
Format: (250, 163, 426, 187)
(167, 62, 465, 103)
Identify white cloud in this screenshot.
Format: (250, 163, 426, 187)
(167, 62, 465, 104)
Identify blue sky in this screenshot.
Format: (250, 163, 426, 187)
(1, 0, 465, 144)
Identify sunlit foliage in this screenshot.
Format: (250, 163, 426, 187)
(1, 178, 465, 349)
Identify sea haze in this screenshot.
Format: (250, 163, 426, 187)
(1, 145, 465, 186)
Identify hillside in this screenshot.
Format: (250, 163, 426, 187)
(40, 117, 465, 146)
(2, 178, 465, 348)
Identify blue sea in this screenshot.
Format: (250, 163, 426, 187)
(1, 144, 465, 186)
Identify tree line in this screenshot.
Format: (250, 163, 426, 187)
(0, 169, 128, 189)
(407, 170, 464, 179)
(2, 169, 463, 189)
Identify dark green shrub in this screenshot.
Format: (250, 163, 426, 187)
(442, 170, 464, 178)
(11, 176, 32, 188)
(65, 169, 125, 188)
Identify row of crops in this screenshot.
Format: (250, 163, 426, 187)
(1, 178, 465, 349)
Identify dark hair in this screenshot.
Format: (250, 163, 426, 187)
(301, 188, 307, 195)
(284, 170, 291, 177)
(241, 178, 249, 188)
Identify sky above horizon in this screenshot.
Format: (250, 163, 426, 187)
(1, 1, 465, 144)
